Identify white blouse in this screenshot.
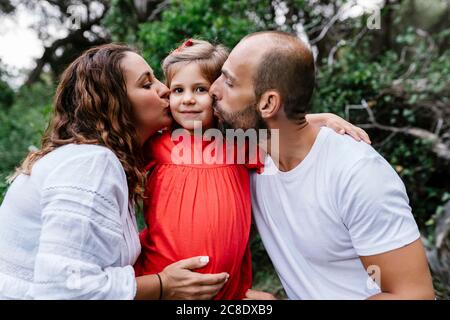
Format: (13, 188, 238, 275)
(0, 144, 141, 299)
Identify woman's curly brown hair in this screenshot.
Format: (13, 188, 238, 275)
(11, 43, 146, 203)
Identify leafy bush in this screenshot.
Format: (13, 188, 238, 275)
(0, 82, 53, 202)
(0, 62, 15, 110)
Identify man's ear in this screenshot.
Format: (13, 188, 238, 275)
(257, 90, 282, 119)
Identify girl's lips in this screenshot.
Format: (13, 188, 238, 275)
(179, 111, 202, 119)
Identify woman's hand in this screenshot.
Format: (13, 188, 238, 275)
(159, 256, 229, 300)
(306, 113, 371, 144)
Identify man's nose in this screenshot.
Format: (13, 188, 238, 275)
(209, 81, 220, 100)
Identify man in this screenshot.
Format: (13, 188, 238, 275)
(209, 31, 435, 299)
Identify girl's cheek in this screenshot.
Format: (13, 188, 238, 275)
(201, 95, 214, 111)
(203, 110, 215, 128)
(169, 97, 179, 112)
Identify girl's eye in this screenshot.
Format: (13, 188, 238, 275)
(173, 88, 183, 93)
(196, 87, 208, 93)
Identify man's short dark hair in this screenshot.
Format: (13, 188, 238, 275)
(246, 31, 315, 122)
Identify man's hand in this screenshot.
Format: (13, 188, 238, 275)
(244, 289, 277, 300)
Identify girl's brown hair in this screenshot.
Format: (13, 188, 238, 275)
(11, 43, 145, 203)
(162, 39, 229, 86)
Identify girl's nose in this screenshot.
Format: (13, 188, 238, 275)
(183, 93, 195, 105)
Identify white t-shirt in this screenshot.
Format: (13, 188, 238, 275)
(251, 127, 420, 300)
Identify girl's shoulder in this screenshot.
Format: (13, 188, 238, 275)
(144, 130, 174, 150)
(143, 130, 176, 168)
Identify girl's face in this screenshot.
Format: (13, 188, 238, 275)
(121, 52, 172, 144)
(169, 62, 214, 134)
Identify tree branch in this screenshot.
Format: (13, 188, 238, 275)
(25, 9, 109, 85)
(309, 1, 356, 45)
(346, 99, 450, 160)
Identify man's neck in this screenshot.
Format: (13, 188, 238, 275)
(264, 119, 320, 172)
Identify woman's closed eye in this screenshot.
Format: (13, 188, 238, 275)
(143, 82, 153, 89)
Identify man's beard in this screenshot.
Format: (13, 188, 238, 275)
(213, 100, 267, 135)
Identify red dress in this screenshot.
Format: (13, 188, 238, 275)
(134, 130, 261, 299)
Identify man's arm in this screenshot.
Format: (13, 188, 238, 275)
(360, 238, 435, 300)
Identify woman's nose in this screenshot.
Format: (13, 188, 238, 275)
(158, 81, 170, 99)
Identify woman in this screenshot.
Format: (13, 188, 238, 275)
(0, 44, 229, 299)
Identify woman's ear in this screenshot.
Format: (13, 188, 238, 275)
(257, 90, 282, 119)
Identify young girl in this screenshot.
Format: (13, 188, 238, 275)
(0, 44, 228, 300)
(133, 39, 370, 299)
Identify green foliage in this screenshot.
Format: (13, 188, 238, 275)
(137, 0, 271, 78)
(103, 0, 141, 44)
(0, 80, 14, 110)
(0, 62, 14, 110)
(0, 82, 53, 202)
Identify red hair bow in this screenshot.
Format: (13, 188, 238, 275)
(184, 39, 194, 47)
(176, 39, 194, 52)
